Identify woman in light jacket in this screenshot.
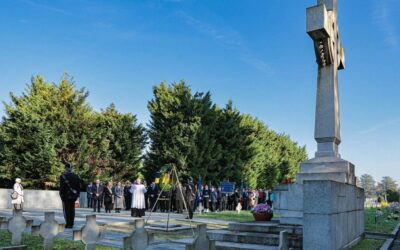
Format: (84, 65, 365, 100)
(11, 178, 24, 210)
(114, 181, 124, 213)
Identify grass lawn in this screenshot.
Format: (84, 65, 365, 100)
(364, 208, 399, 234)
(351, 239, 385, 250)
(0, 231, 119, 250)
(197, 210, 255, 222)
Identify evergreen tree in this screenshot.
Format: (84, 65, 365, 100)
(0, 75, 145, 188)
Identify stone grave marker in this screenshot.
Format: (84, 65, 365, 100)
(38, 212, 64, 250)
(73, 214, 106, 250)
(7, 210, 27, 245)
(192, 224, 211, 250)
(123, 219, 149, 250)
(0, 216, 9, 230)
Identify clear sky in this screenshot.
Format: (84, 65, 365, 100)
(0, 0, 399, 184)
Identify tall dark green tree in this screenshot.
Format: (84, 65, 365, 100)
(145, 81, 307, 188)
(0, 75, 146, 188)
(97, 104, 146, 181)
(145, 81, 206, 180)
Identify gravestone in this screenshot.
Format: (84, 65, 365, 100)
(192, 224, 211, 250)
(0, 216, 9, 230)
(272, 0, 365, 249)
(7, 210, 27, 245)
(39, 212, 64, 250)
(123, 219, 149, 250)
(73, 214, 106, 250)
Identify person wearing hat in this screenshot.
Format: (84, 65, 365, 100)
(184, 177, 196, 219)
(59, 162, 82, 228)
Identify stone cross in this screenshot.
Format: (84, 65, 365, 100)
(123, 219, 149, 250)
(7, 210, 27, 245)
(0, 216, 9, 230)
(38, 212, 64, 250)
(73, 215, 106, 250)
(307, 0, 345, 158)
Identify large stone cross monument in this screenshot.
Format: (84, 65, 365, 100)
(295, 0, 356, 185)
(273, 1, 365, 249)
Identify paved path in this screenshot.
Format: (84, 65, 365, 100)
(0, 208, 230, 249)
(391, 231, 400, 250)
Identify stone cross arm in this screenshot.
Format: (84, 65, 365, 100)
(306, 1, 345, 70)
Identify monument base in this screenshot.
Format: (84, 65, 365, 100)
(273, 157, 365, 249)
(303, 180, 364, 250)
(297, 156, 356, 185)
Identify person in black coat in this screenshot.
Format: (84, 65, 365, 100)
(103, 181, 114, 213)
(86, 183, 93, 208)
(202, 185, 210, 213)
(148, 182, 158, 212)
(59, 163, 82, 228)
(124, 181, 132, 210)
(91, 179, 104, 212)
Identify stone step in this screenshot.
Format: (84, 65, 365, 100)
(207, 229, 302, 248)
(228, 222, 303, 235)
(215, 241, 278, 250)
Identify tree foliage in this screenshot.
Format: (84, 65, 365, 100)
(145, 81, 307, 188)
(0, 75, 146, 189)
(360, 174, 376, 198)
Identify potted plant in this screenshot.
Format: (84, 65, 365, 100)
(251, 203, 273, 221)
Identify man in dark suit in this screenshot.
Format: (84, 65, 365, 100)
(148, 181, 158, 212)
(86, 183, 93, 208)
(59, 163, 82, 228)
(91, 179, 103, 213)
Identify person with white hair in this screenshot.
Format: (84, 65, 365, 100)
(11, 178, 24, 210)
(130, 178, 147, 217)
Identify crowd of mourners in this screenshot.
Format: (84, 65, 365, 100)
(85, 180, 275, 215)
(10, 163, 275, 229)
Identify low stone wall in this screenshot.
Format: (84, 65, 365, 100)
(303, 180, 365, 250)
(0, 189, 88, 209)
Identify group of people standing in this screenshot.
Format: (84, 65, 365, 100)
(86, 178, 147, 217)
(86, 177, 197, 219)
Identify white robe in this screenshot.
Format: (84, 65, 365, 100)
(130, 184, 146, 209)
(11, 183, 24, 205)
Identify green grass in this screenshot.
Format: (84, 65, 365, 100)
(196, 210, 255, 222)
(364, 208, 399, 234)
(0, 231, 119, 250)
(351, 239, 385, 250)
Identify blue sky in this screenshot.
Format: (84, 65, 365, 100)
(0, 0, 399, 184)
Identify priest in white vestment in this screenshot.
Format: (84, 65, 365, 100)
(130, 178, 147, 217)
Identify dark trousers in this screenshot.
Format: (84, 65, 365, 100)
(125, 195, 132, 210)
(150, 197, 157, 211)
(87, 197, 93, 208)
(203, 197, 209, 209)
(62, 199, 76, 228)
(188, 200, 194, 219)
(211, 202, 217, 212)
(93, 199, 101, 212)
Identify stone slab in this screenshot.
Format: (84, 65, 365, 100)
(298, 157, 356, 185)
(302, 180, 364, 250)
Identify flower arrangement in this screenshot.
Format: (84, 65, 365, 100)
(389, 202, 400, 213)
(251, 203, 273, 221)
(251, 203, 273, 214)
